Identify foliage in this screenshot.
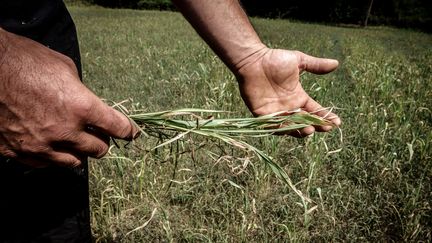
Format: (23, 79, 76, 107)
(71, 0, 432, 31)
(78, 0, 175, 10)
(70, 6, 432, 242)
(240, 0, 431, 31)
(137, 0, 174, 11)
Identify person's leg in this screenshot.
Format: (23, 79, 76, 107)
(0, 1, 91, 242)
(0, 160, 92, 242)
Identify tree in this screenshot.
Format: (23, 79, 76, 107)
(364, 0, 374, 27)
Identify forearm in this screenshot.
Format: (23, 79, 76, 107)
(172, 0, 267, 73)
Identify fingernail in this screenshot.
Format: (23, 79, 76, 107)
(132, 130, 141, 139)
(131, 123, 141, 139)
(128, 119, 141, 139)
(333, 118, 342, 127)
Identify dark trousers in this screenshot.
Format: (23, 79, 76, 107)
(0, 161, 92, 242)
(0, 1, 91, 242)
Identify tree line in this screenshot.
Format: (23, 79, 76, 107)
(78, 0, 432, 32)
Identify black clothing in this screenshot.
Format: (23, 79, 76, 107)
(0, 1, 91, 242)
(0, 163, 91, 242)
(0, 0, 82, 75)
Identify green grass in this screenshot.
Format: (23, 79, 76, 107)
(69, 5, 432, 242)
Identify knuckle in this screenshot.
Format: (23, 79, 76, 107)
(1, 135, 54, 158)
(20, 143, 51, 155)
(51, 129, 79, 144)
(72, 99, 96, 120)
(51, 59, 79, 81)
(56, 53, 78, 73)
(63, 56, 75, 68)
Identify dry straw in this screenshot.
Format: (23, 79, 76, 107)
(123, 108, 335, 203)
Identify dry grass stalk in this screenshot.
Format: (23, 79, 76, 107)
(125, 108, 335, 203)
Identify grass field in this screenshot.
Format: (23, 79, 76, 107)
(69, 5, 432, 242)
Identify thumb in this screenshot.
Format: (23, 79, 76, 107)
(84, 98, 140, 140)
(295, 51, 339, 74)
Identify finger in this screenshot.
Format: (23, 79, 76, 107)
(43, 151, 83, 168)
(295, 51, 339, 74)
(287, 126, 316, 138)
(84, 99, 140, 141)
(272, 119, 315, 137)
(15, 152, 82, 168)
(303, 97, 341, 132)
(71, 130, 110, 159)
(269, 111, 318, 137)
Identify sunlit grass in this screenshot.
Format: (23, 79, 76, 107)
(69, 5, 432, 242)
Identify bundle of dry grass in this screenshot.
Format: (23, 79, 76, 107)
(125, 108, 335, 202)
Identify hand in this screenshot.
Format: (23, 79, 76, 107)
(0, 29, 139, 167)
(236, 48, 341, 137)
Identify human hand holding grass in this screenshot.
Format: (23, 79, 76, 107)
(125, 0, 342, 202)
(173, 0, 341, 137)
(0, 28, 139, 168)
(236, 48, 341, 137)
(0, 0, 339, 170)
